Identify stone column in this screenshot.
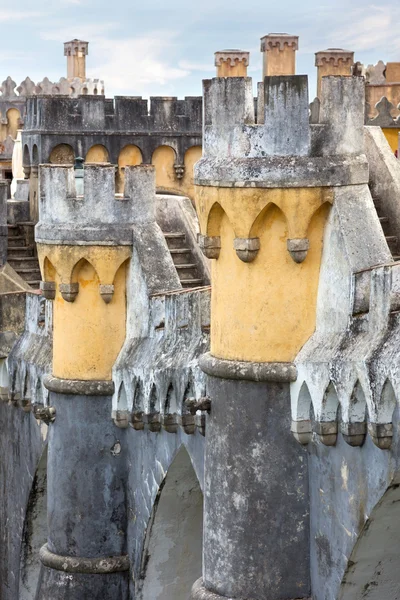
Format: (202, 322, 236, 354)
(0, 181, 8, 267)
(260, 33, 298, 78)
(192, 71, 367, 599)
(214, 50, 250, 77)
(315, 48, 354, 97)
(29, 165, 39, 222)
(34, 164, 154, 599)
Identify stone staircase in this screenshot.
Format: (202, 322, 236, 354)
(372, 194, 400, 261)
(7, 223, 41, 289)
(164, 232, 204, 288)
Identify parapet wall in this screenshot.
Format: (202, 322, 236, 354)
(24, 95, 202, 133)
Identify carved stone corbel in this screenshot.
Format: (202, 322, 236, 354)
(341, 422, 366, 447)
(174, 164, 185, 179)
(314, 421, 337, 446)
(40, 281, 56, 300)
(234, 237, 260, 262)
(99, 284, 114, 304)
(368, 422, 393, 449)
(59, 282, 79, 302)
(287, 238, 310, 263)
(291, 419, 312, 445)
(198, 234, 221, 259)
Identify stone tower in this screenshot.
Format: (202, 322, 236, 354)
(64, 39, 89, 81)
(192, 71, 366, 599)
(34, 163, 157, 597)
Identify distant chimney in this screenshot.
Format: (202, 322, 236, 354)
(64, 39, 89, 81)
(215, 50, 250, 77)
(260, 33, 298, 78)
(315, 48, 354, 97)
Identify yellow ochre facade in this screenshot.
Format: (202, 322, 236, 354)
(38, 244, 131, 380)
(196, 186, 332, 363)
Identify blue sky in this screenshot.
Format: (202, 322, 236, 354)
(1, 0, 399, 100)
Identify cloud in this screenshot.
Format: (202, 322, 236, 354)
(87, 33, 190, 95)
(0, 11, 44, 22)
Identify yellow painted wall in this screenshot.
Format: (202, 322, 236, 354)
(196, 186, 332, 362)
(38, 244, 131, 381)
(0, 108, 21, 142)
(317, 62, 352, 98)
(86, 144, 109, 163)
(217, 61, 248, 77)
(116, 145, 142, 193)
(263, 47, 296, 77)
(49, 144, 75, 164)
(152, 144, 202, 200)
(382, 128, 399, 153)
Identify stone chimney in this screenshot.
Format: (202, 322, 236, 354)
(315, 48, 354, 97)
(64, 39, 89, 81)
(214, 50, 250, 77)
(260, 33, 299, 78)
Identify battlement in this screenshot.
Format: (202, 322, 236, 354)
(36, 163, 156, 245)
(0, 76, 104, 101)
(196, 74, 367, 188)
(24, 94, 202, 133)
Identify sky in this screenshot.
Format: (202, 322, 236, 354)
(1, 0, 399, 100)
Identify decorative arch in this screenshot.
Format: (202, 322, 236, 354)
(85, 144, 109, 164)
(152, 145, 177, 192)
(149, 383, 158, 413)
(70, 257, 99, 284)
(206, 201, 229, 237)
(117, 381, 128, 412)
(32, 145, 39, 166)
(19, 446, 48, 600)
(138, 446, 203, 600)
(348, 380, 367, 423)
(23, 145, 30, 169)
(49, 143, 74, 165)
(249, 202, 287, 239)
(321, 381, 339, 422)
(116, 144, 143, 193)
(339, 484, 400, 600)
(6, 107, 20, 140)
(296, 381, 313, 422)
(164, 383, 177, 414)
(379, 378, 397, 423)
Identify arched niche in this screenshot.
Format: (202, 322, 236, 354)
(138, 446, 203, 600)
(49, 143, 74, 165)
(85, 144, 109, 164)
(151, 145, 176, 192)
(182, 145, 202, 199)
(6, 107, 20, 140)
(19, 446, 48, 600)
(116, 145, 142, 193)
(339, 484, 400, 599)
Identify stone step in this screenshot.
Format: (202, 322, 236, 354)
(8, 236, 25, 247)
(9, 257, 40, 270)
(164, 232, 186, 249)
(386, 235, 398, 247)
(176, 263, 197, 271)
(15, 268, 41, 280)
(7, 246, 34, 258)
(180, 278, 203, 287)
(27, 281, 41, 289)
(170, 248, 192, 264)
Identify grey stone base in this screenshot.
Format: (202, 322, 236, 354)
(191, 578, 311, 600)
(44, 375, 115, 396)
(39, 544, 129, 574)
(37, 565, 129, 600)
(199, 352, 297, 382)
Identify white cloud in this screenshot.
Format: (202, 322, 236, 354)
(87, 34, 190, 95)
(0, 11, 44, 22)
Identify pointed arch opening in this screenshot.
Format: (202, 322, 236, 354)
(321, 381, 339, 422)
(379, 379, 397, 423)
(339, 484, 400, 600)
(349, 381, 367, 423)
(138, 446, 203, 600)
(296, 381, 313, 422)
